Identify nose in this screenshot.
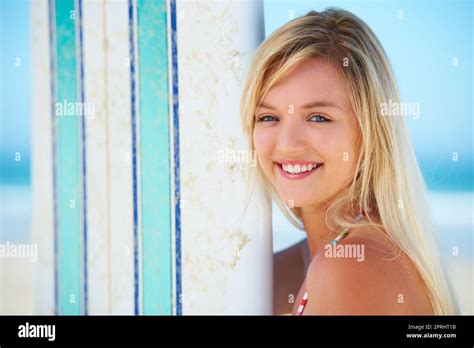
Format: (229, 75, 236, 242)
(275, 118, 307, 155)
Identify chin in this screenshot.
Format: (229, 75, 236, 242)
(276, 191, 320, 209)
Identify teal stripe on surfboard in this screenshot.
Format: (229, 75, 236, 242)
(137, 0, 172, 314)
(54, 0, 82, 315)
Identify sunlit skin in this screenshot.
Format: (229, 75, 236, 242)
(255, 58, 434, 315)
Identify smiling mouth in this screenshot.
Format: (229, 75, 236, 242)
(275, 161, 324, 179)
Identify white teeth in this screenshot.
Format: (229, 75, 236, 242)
(281, 163, 320, 174)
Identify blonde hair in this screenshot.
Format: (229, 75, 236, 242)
(240, 8, 457, 314)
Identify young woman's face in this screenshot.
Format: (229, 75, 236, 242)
(253, 58, 360, 209)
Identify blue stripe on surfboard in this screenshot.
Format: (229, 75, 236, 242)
(170, 0, 182, 316)
(128, 0, 140, 316)
(77, 0, 88, 316)
(47, 0, 59, 316)
(54, 0, 82, 315)
(137, 0, 172, 315)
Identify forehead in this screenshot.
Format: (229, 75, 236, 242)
(260, 58, 350, 110)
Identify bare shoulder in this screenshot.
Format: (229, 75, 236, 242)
(304, 227, 434, 315)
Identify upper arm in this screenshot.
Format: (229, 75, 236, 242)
(273, 238, 308, 314)
(303, 235, 433, 315)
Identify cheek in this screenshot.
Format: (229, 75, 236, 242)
(253, 127, 276, 165)
(308, 126, 359, 173)
(306, 128, 341, 160)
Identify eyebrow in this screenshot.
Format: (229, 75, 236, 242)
(258, 100, 341, 110)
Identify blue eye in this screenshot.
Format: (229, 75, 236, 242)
(309, 114, 330, 123)
(256, 115, 278, 122)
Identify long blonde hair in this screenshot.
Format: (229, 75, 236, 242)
(240, 8, 457, 314)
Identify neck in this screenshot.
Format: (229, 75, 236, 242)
(300, 204, 339, 258)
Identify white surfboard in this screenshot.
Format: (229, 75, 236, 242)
(31, 0, 271, 315)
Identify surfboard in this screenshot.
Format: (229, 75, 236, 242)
(31, 0, 272, 315)
(31, 0, 271, 315)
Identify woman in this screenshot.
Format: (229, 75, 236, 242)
(240, 8, 457, 315)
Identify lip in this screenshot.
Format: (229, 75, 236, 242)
(275, 161, 323, 180)
(276, 159, 318, 165)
